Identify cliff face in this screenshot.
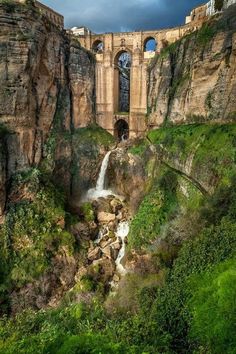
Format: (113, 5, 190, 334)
(0, 2, 95, 215)
(148, 5, 236, 126)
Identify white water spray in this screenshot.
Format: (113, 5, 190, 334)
(115, 221, 129, 274)
(86, 151, 114, 200)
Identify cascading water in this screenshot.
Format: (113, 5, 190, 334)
(86, 151, 114, 200)
(95, 151, 111, 191)
(84, 149, 130, 282)
(115, 221, 129, 274)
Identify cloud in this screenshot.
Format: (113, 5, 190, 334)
(40, 0, 205, 33)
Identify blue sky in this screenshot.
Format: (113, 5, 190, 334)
(40, 0, 205, 33)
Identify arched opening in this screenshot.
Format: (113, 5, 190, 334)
(144, 37, 157, 52)
(114, 119, 129, 141)
(92, 40, 104, 53)
(114, 51, 131, 113)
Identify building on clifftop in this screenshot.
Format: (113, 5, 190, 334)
(15, 0, 64, 29)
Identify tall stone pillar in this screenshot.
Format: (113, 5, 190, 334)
(130, 47, 147, 137)
(96, 50, 114, 134)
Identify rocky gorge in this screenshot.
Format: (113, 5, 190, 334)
(0, 2, 236, 354)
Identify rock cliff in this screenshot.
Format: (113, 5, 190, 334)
(148, 5, 236, 126)
(0, 1, 95, 215)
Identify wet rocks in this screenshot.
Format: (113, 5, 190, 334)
(74, 195, 130, 292)
(88, 247, 102, 261)
(97, 212, 116, 223)
(71, 221, 99, 241)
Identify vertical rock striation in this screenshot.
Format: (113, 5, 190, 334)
(148, 5, 236, 126)
(0, 2, 95, 215)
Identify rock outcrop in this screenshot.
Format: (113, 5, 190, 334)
(108, 144, 157, 212)
(148, 5, 236, 126)
(0, 2, 95, 215)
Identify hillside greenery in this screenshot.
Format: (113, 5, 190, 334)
(0, 124, 236, 353)
(0, 169, 76, 312)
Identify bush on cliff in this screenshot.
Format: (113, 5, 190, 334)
(188, 257, 236, 353)
(0, 170, 75, 305)
(129, 169, 178, 249)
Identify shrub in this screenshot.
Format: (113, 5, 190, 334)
(197, 25, 216, 45)
(0, 177, 75, 294)
(129, 170, 178, 249)
(188, 258, 236, 353)
(80, 202, 95, 222)
(214, 0, 224, 11)
(147, 217, 236, 352)
(1, 0, 16, 13)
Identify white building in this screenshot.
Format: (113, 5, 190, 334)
(224, 0, 236, 9)
(206, 0, 216, 15)
(71, 27, 92, 36)
(206, 0, 236, 16)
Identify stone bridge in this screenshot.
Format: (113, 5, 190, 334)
(77, 23, 203, 138)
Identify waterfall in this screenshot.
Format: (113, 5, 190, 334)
(115, 221, 129, 274)
(95, 151, 112, 191)
(86, 151, 114, 200)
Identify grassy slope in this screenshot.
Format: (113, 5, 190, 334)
(0, 124, 236, 353)
(129, 124, 236, 250)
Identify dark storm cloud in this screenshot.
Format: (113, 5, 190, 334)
(40, 0, 205, 33)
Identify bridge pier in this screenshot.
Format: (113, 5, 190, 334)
(76, 24, 202, 138)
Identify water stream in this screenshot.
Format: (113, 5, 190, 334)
(85, 149, 130, 278)
(115, 221, 129, 274)
(86, 151, 114, 200)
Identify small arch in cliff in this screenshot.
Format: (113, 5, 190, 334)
(92, 40, 104, 53)
(144, 37, 157, 52)
(114, 119, 129, 141)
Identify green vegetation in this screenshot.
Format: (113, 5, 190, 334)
(148, 124, 236, 187)
(196, 24, 216, 45)
(1, 122, 236, 353)
(159, 41, 179, 59)
(80, 202, 95, 222)
(0, 303, 134, 354)
(188, 257, 236, 353)
(128, 139, 148, 156)
(1, 176, 235, 353)
(0, 0, 34, 13)
(169, 74, 190, 99)
(74, 123, 115, 148)
(205, 90, 214, 110)
(0, 169, 75, 307)
(129, 169, 178, 249)
(0, 123, 10, 138)
(214, 0, 224, 11)
(0, 0, 17, 13)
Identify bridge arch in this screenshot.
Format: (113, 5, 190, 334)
(92, 39, 104, 53)
(113, 48, 132, 65)
(114, 119, 129, 141)
(113, 50, 132, 113)
(143, 36, 157, 52)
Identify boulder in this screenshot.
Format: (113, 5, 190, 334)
(110, 198, 123, 214)
(94, 197, 112, 213)
(92, 257, 116, 283)
(74, 266, 88, 282)
(88, 247, 102, 261)
(102, 245, 114, 259)
(71, 221, 98, 241)
(99, 238, 114, 249)
(112, 273, 120, 282)
(111, 240, 122, 250)
(97, 212, 116, 223)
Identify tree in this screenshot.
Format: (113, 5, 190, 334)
(214, 0, 224, 11)
(188, 258, 236, 353)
